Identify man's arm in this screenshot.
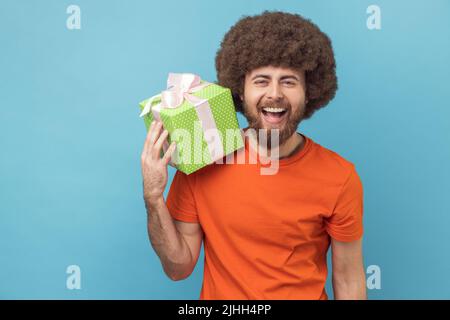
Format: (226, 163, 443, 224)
(146, 198, 201, 281)
(331, 238, 367, 300)
(141, 120, 201, 281)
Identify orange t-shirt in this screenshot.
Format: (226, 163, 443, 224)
(166, 131, 364, 300)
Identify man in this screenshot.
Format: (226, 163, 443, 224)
(141, 11, 366, 300)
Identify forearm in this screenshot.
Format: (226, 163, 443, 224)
(146, 197, 193, 280)
(332, 269, 367, 300)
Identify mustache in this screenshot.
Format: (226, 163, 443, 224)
(258, 100, 291, 110)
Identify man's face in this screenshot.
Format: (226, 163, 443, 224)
(240, 65, 307, 147)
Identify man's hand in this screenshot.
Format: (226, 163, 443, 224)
(141, 120, 176, 205)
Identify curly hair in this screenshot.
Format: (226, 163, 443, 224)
(215, 10, 338, 119)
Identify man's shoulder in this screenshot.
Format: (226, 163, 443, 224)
(307, 137, 357, 177)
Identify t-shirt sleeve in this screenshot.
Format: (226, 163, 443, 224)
(166, 170, 199, 223)
(325, 166, 364, 242)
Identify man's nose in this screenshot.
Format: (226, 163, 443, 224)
(266, 83, 283, 101)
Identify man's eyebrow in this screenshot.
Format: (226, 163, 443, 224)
(251, 74, 300, 81)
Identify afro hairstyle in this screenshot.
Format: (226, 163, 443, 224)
(215, 10, 338, 119)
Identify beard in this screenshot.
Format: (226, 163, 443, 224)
(242, 99, 305, 149)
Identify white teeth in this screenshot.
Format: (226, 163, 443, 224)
(262, 107, 286, 113)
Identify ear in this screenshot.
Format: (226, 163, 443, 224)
(239, 94, 243, 101)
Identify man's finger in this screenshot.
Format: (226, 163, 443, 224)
(162, 142, 177, 165)
(142, 120, 156, 157)
(153, 129, 169, 159)
(148, 121, 164, 155)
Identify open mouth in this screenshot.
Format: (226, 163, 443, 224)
(261, 107, 288, 124)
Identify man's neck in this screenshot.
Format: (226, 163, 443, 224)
(245, 129, 304, 160)
(278, 132, 304, 159)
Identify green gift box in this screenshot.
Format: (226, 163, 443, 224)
(139, 73, 244, 175)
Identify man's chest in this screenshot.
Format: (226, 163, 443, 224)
(194, 169, 339, 244)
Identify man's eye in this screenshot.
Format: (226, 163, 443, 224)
(283, 81, 295, 86)
(255, 81, 267, 84)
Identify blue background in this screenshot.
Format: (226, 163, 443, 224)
(1, 0, 449, 299)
